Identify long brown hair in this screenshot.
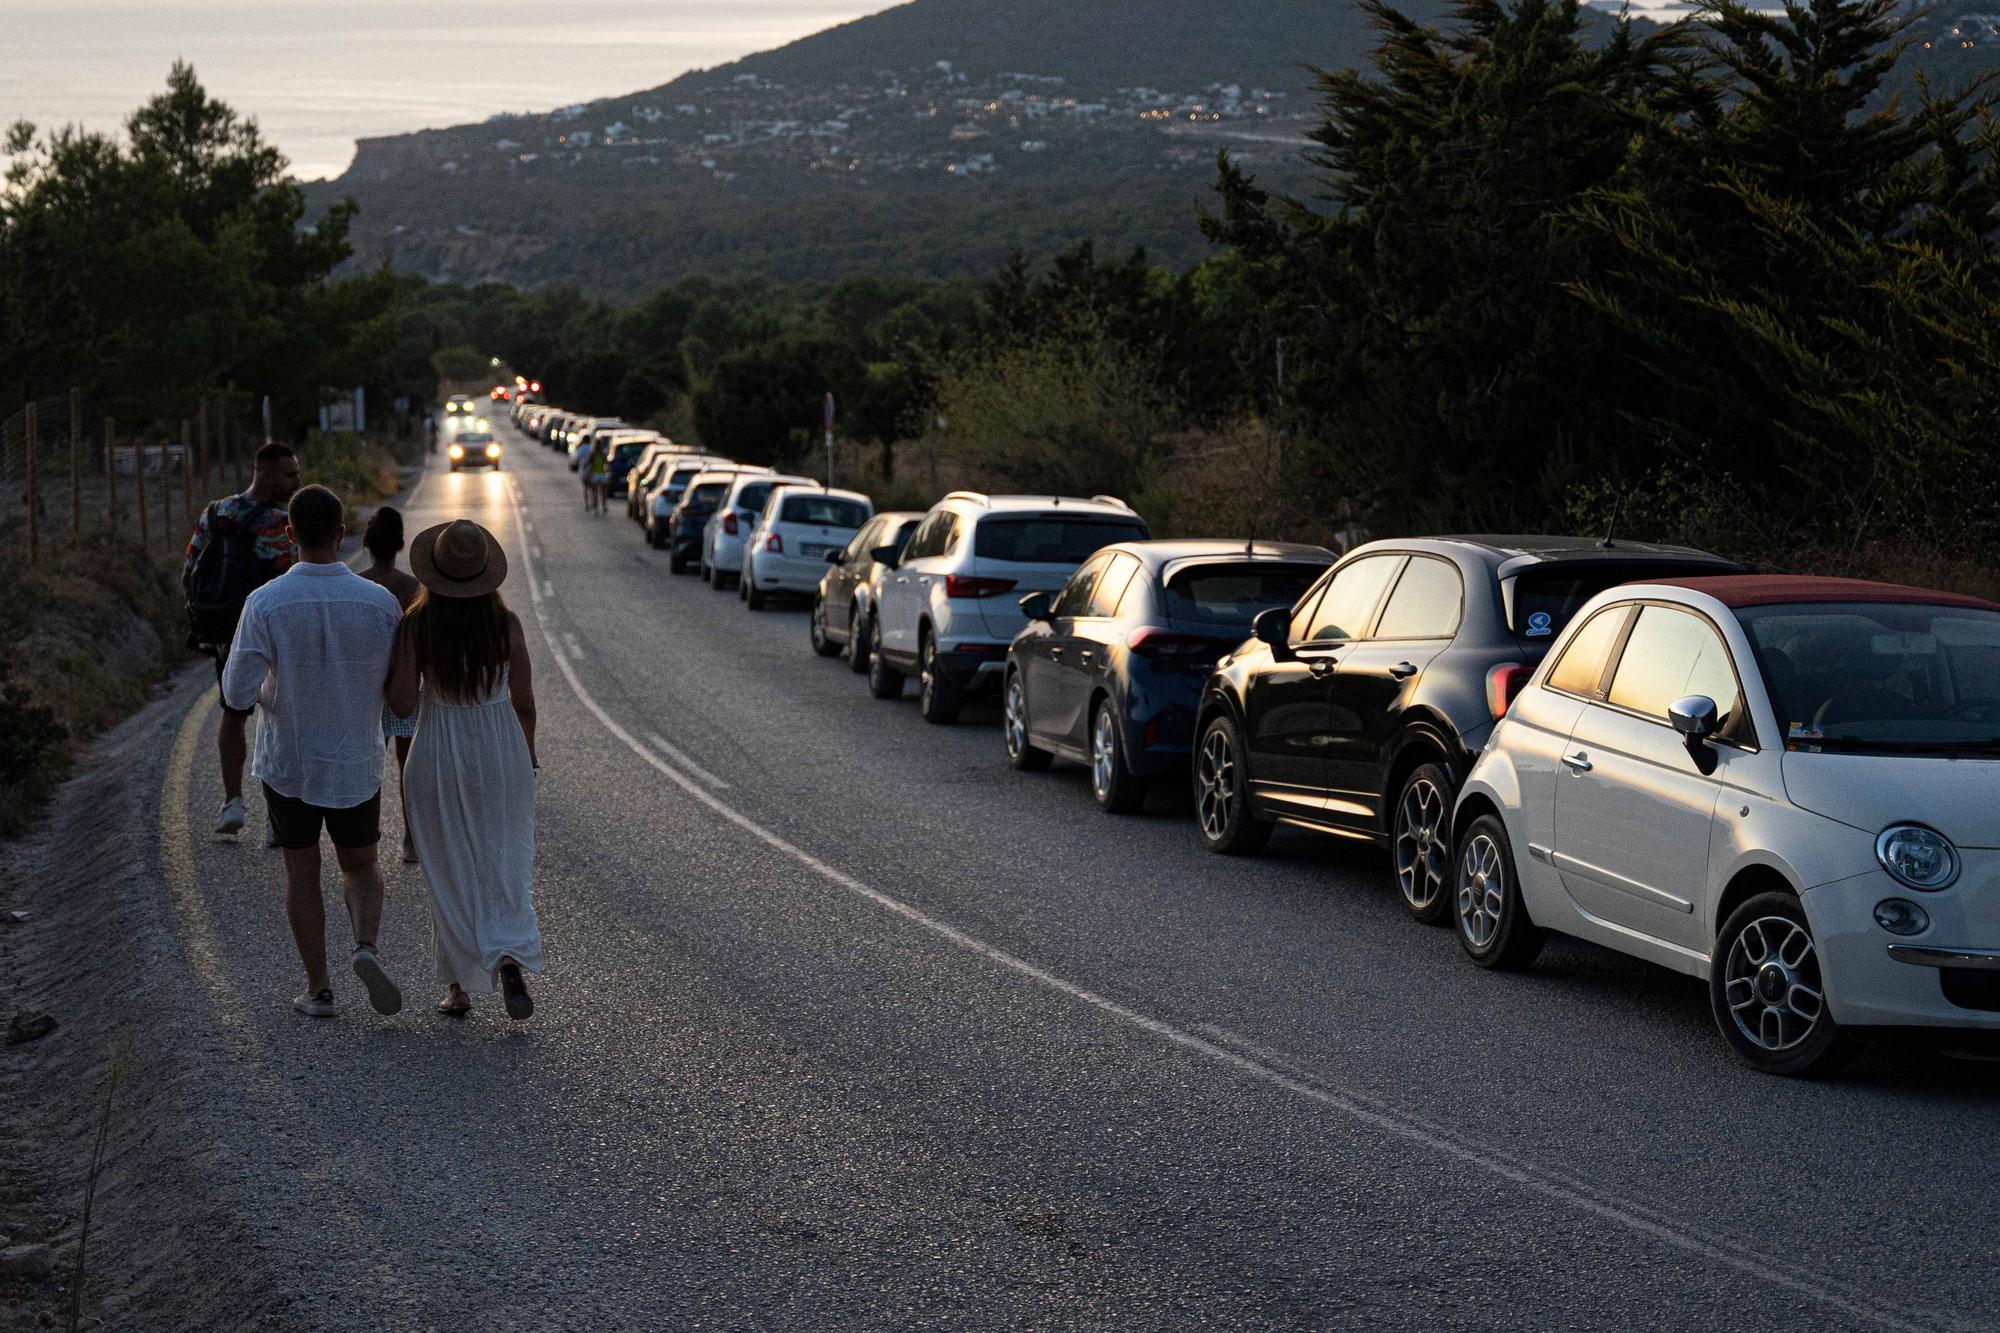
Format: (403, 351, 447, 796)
(403, 587, 512, 704)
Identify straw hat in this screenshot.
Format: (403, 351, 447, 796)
(410, 519, 508, 598)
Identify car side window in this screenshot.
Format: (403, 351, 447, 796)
(1372, 556, 1464, 640)
(1546, 606, 1632, 698)
(1606, 606, 1743, 731)
(845, 517, 882, 561)
(1086, 553, 1142, 618)
(1300, 555, 1403, 642)
(1054, 556, 1108, 619)
(904, 514, 945, 561)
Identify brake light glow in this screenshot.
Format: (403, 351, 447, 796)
(944, 575, 1018, 599)
(722, 512, 739, 535)
(1127, 628, 1213, 658)
(764, 533, 783, 553)
(1486, 663, 1532, 719)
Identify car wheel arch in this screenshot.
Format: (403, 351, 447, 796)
(1384, 735, 1459, 830)
(1451, 790, 1503, 850)
(1714, 863, 1801, 945)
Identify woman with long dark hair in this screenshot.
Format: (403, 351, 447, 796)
(388, 519, 542, 1020)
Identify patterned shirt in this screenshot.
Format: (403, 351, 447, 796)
(184, 492, 295, 592)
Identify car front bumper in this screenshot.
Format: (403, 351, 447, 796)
(1806, 853, 2000, 1029)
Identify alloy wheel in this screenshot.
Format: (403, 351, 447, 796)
(1458, 832, 1505, 949)
(1091, 708, 1118, 800)
(1005, 676, 1029, 760)
(1394, 776, 1450, 914)
(1196, 728, 1235, 842)
(920, 640, 936, 710)
(1723, 916, 1826, 1053)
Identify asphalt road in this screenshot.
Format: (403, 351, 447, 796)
(156, 423, 2000, 1330)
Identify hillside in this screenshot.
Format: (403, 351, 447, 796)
(304, 0, 2000, 299)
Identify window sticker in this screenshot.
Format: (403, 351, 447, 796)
(1525, 611, 1553, 638)
(1787, 721, 1825, 741)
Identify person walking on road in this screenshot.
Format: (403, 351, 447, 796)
(222, 485, 406, 1020)
(184, 442, 301, 840)
(389, 519, 543, 1021)
(584, 437, 611, 516)
(358, 507, 423, 866)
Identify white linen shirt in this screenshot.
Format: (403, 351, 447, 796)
(221, 561, 403, 810)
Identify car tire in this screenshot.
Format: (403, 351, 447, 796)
(844, 609, 871, 674)
(746, 582, 766, 611)
(669, 548, 687, 574)
(649, 523, 666, 551)
(867, 617, 905, 700)
(810, 598, 840, 655)
(1453, 813, 1546, 970)
(1193, 714, 1273, 855)
(917, 632, 962, 725)
(1090, 698, 1148, 813)
(1004, 670, 1053, 772)
(1392, 761, 1457, 926)
(1710, 891, 1850, 1076)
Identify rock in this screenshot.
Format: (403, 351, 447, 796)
(0, 1244, 54, 1277)
(3, 1013, 54, 1047)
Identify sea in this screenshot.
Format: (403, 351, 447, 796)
(0, 0, 891, 182)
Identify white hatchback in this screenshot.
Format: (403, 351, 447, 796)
(1455, 574, 2000, 1074)
(741, 485, 873, 611)
(702, 472, 814, 590)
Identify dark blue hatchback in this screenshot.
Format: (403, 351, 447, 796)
(1004, 540, 1337, 812)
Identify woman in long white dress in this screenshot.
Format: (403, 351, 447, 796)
(388, 519, 542, 1020)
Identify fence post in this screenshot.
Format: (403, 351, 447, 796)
(134, 428, 149, 550)
(24, 401, 39, 565)
(158, 432, 170, 555)
(181, 419, 193, 534)
(70, 388, 82, 541)
(105, 418, 118, 531)
(198, 399, 210, 496)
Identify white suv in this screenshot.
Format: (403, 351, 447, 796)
(868, 492, 1149, 723)
(703, 472, 814, 589)
(741, 485, 873, 611)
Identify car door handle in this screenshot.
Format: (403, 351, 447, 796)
(1561, 751, 1593, 773)
(1309, 659, 1335, 677)
(1389, 661, 1418, 679)
(1050, 646, 1063, 661)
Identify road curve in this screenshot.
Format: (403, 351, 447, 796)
(151, 420, 2000, 1330)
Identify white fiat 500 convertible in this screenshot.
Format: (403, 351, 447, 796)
(1453, 575, 2000, 1074)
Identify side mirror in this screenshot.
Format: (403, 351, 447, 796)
(1020, 591, 1053, 623)
(1669, 694, 1718, 742)
(1252, 607, 1295, 659)
(825, 548, 847, 565)
(869, 545, 900, 569)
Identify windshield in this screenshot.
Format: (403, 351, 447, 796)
(1163, 562, 1327, 628)
(781, 495, 869, 527)
(974, 517, 1148, 565)
(1511, 564, 1729, 644)
(1740, 602, 2000, 752)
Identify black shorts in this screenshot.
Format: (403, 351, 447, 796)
(263, 784, 381, 851)
(211, 651, 254, 717)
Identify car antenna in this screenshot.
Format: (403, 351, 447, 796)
(1599, 496, 1623, 550)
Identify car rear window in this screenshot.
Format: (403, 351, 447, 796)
(1162, 563, 1326, 627)
(1510, 564, 1726, 643)
(736, 482, 778, 513)
(614, 443, 648, 461)
(973, 517, 1148, 564)
(687, 482, 729, 505)
(781, 495, 869, 527)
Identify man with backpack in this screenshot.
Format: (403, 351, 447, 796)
(184, 442, 302, 838)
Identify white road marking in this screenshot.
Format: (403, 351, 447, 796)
(499, 478, 1936, 1331)
(643, 732, 731, 790)
(539, 578, 554, 599)
(563, 631, 585, 660)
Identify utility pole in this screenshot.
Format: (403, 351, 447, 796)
(69, 388, 81, 541)
(181, 420, 194, 529)
(24, 401, 39, 566)
(105, 418, 117, 531)
(134, 426, 149, 550)
(1274, 335, 1288, 494)
(198, 399, 210, 495)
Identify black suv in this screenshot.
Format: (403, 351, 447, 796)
(1191, 535, 1740, 922)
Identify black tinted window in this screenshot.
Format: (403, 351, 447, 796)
(736, 482, 778, 513)
(974, 518, 1148, 564)
(1302, 556, 1402, 642)
(1162, 563, 1326, 627)
(1053, 556, 1107, 618)
(614, 443, 648, 461)
(1373, 557, 1464, 639)
(687, 482, 729, 505)
(1511, 564, 1726, 643)
(781, 496, 870, 527)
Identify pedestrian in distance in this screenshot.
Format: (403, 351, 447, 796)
(184, 441, 301, 842)
(389, 519, 543, 1021)
(584, 437, 611, 515)
(221, 484, 407, 1019)
(358, 506, 423, 866)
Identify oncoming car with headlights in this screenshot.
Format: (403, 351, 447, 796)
(447, 426, 502, 471)
(1451, 575, 2000, 1075)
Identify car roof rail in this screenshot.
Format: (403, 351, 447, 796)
(943, 490, 990, 507)
(1090, 495, 1133, 511)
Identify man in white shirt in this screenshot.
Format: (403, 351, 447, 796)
(223, 484, 406, 1019)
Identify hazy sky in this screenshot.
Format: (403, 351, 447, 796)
(1, 1, 900, 179)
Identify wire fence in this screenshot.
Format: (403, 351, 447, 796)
(0, 390, 264, 568)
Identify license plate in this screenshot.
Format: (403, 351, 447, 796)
(801, 543, 828, 557)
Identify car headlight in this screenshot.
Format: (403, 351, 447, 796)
(1876, 824, 1960, 891)
(448, 444, 464, 459)
(485, 443, 500, 457)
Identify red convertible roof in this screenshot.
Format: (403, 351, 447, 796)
(1646, 575, 2000, 612)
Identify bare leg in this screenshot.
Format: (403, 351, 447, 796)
(218, 711, 249, 802)
(335, 843, 386, 950)
(394, 736, 415, 862)
(282, 845, 329, 992)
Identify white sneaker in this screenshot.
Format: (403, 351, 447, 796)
(214, 797, 246, 837)
(351, 947, 403, 1016)
(292, 989, 337, 1018)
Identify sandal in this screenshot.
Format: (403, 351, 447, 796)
(437, 1000, 470, 1019)
(498, 962, 533, 1021)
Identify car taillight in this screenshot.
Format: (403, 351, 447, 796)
(1127, 628, 1213, 658)
(722, 512, 738, 535)
(944, 575, 1017, 599)
(764, 533, 783, 553)
(1486, 662, 1532, 719)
